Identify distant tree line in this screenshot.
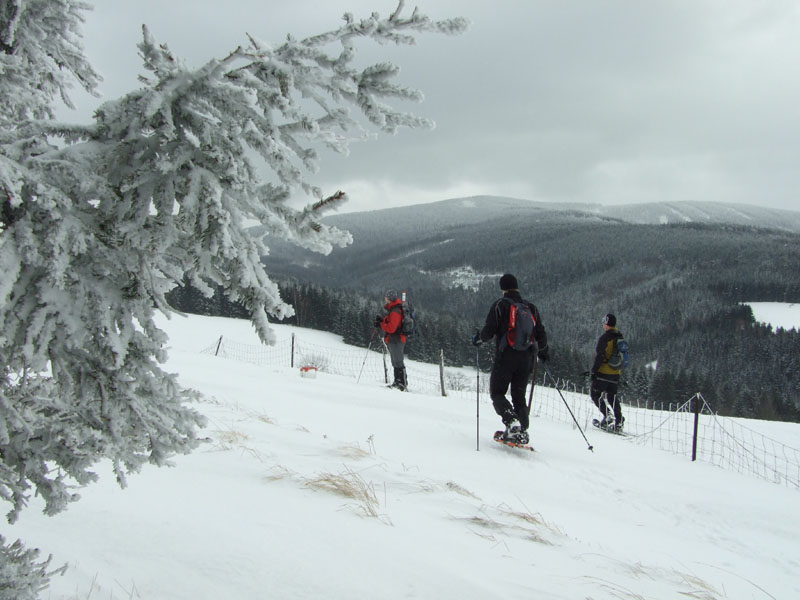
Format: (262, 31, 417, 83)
(168, 276, 800, 423)
(170, 219, 800, 423)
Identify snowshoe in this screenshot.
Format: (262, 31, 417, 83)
(592, 418, 627, 436)
(493, 430, 534, 452)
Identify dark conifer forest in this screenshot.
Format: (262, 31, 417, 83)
(168, 198, 800, 422)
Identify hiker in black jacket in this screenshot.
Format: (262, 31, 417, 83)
(590, 313, 625, 431)
(472, 274, 548, 444)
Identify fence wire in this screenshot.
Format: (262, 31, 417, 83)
(200, 334, 800, 491)
(514, 376, 800, 491)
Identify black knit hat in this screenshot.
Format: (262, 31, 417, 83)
(384, 289, 398, 302)
(603, 313, 617, 327)
(499, 273, 518, 291)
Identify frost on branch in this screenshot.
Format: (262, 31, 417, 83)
(0, 0, 466, 550)
(0, 534, 66, 600)
(0, 1, 465, 593)
(0, 0, 100, 123)
(89, 2, 467, 342)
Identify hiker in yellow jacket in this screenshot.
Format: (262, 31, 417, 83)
(590, 313, 625, 431)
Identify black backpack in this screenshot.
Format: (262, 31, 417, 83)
(607, 335, 629, 369)
(399, 300, 416, 337)
(391, 293, 417, 338)
(500, 298, 536, 351)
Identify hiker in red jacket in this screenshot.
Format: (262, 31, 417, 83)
(375, 290, 408, 390)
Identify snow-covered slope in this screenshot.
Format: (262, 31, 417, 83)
(8, 314, 800, 600)
(333, 196, 800, 233)
(598, 200, 800, 231)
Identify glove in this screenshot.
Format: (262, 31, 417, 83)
(537, 346, 549, 362)
(590, 371, 598, 381)
(471, 330, 483, 347)
(374, 315, 383, 328)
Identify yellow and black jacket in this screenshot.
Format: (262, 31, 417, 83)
(592, 327, 624, 377)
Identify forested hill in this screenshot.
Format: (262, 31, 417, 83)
(175, 197, 800, 422)
(260, 196, 800, 285)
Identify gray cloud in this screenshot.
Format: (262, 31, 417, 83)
(62, 1, 800, 213)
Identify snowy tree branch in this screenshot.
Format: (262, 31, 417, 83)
(0, 6, 466, 594)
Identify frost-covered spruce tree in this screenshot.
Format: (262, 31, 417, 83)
(0, 0, 466, 592)
(1, 1, 103, 594)
(0, 534, 65, 600)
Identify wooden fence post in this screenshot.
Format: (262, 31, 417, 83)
(439, 349, 447, 396)
(291, 333, 295, 368)
(214, 335, 223, 356)
(691, 393, 700, 461)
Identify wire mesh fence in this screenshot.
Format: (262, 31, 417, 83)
(202, 334, 452, 395)
(510, 376, 800, 491)
(200, 334, 800, 491)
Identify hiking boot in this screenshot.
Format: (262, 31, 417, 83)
(391, 367, 407, 391)
(504, 426, 529, 445)
(503, 421, 522, 441)
(513, 429, 530, 445)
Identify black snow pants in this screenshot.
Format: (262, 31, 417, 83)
(590, 376, 622, 422)
(489, 348, 534, 430)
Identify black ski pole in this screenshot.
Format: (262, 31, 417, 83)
(356, 328, 377, 384)
(543, 364, 593, 452)
(475, 346, 480, 452)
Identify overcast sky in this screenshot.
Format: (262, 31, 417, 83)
(62, 1, 800, 214)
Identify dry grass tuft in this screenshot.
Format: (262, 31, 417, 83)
(463, 515, 505, 530)
(498, 502, 562, 543)
(674, 571, 722, 600)
(338, 444, 371, 459)
(215, 430, 249, 445)
(263, 465, 293, 482)
(445, 481, 480, 499)
(582, 562, 725, 600)
(305, 466, 381, 518)
(211, 429, 263, 461)
(451, 514, 506, 544)
(451, 504, 557, 546)
(582, 577, 648, 599)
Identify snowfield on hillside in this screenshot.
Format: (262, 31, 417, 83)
(747, 301, 800, 331)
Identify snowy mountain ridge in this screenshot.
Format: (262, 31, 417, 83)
(332, 195, 800, 233)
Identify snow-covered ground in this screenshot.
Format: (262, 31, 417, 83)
(8, 313, 800, 600)
(419, 265, 503, 291)
(746, 301, 800, 331)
